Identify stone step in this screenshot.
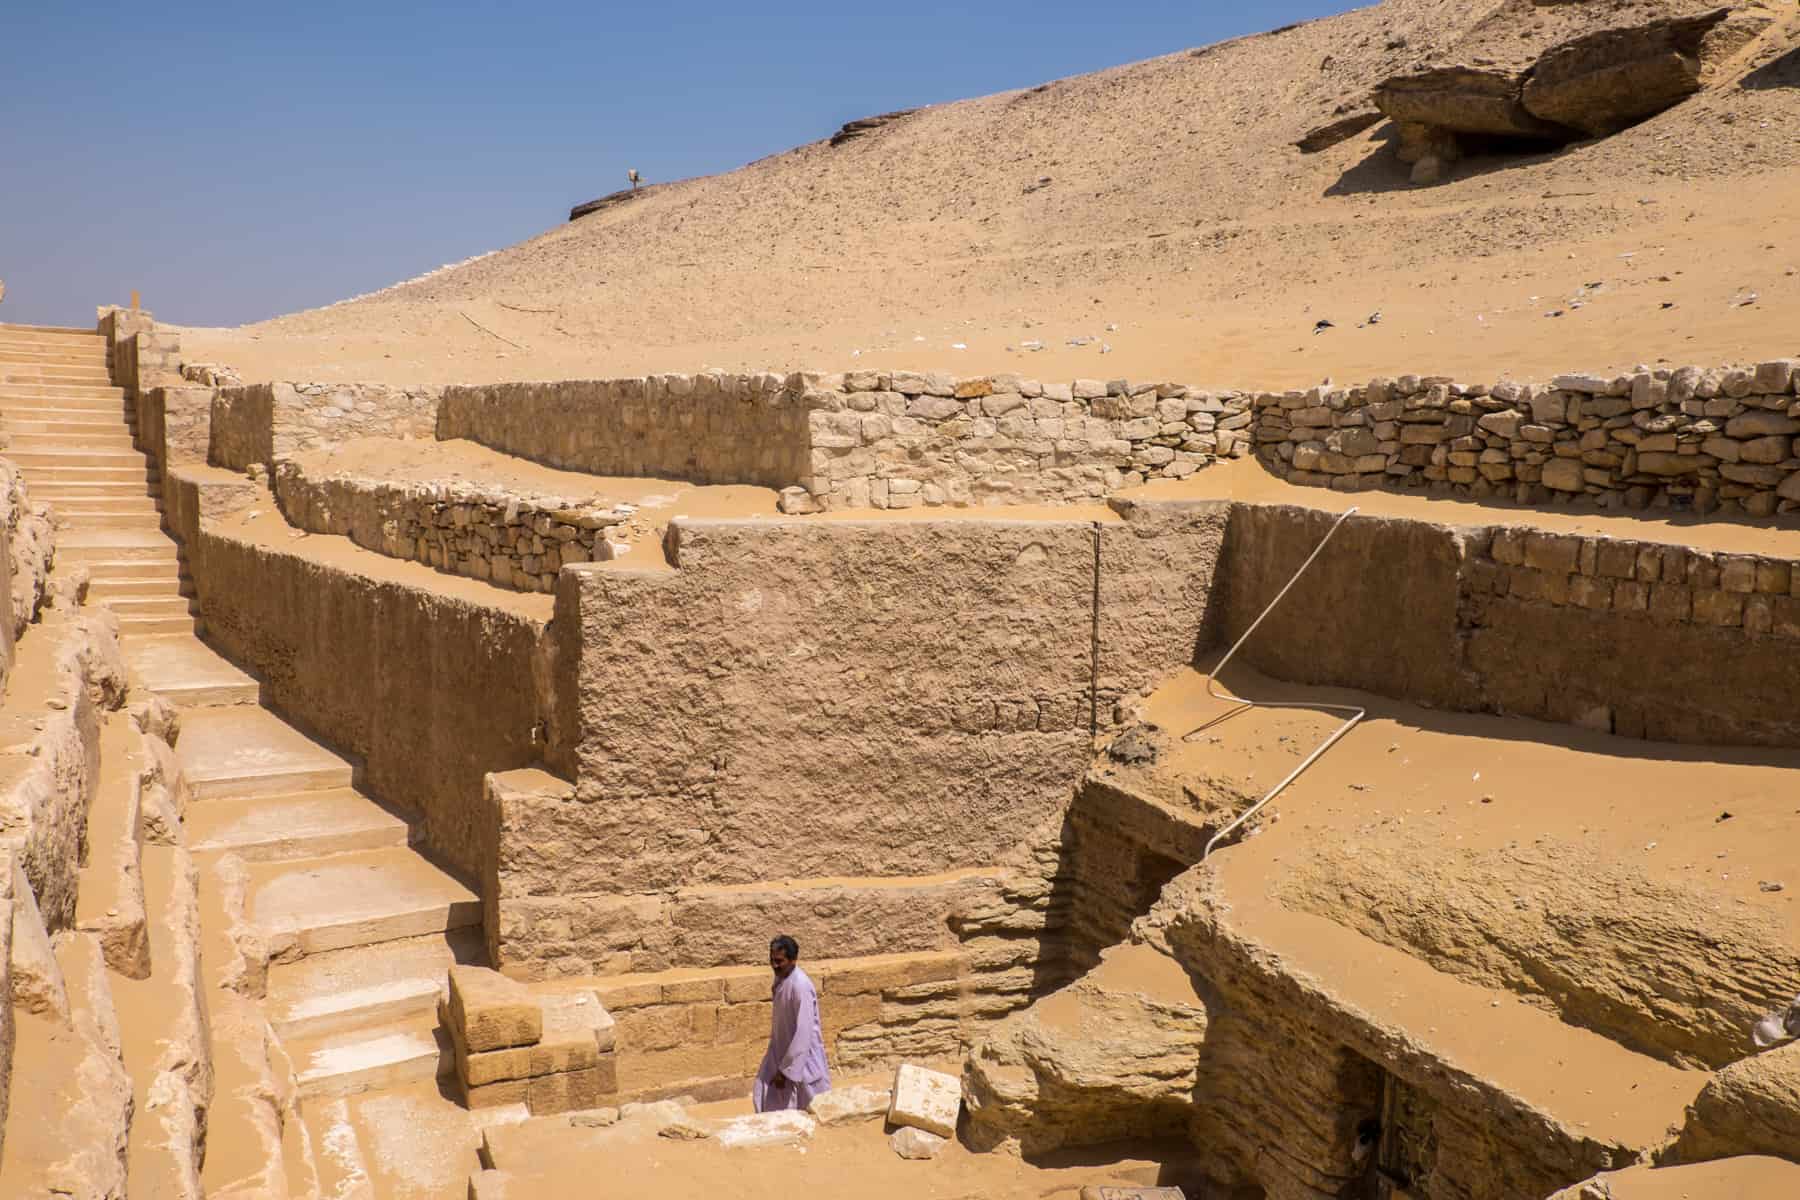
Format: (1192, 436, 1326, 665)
(88, 575, 192, 601)
(177, 707, 355, 799)
(3, 402, 129, 422)
(52, 496, 164, 517)
(266, 927, 485, 1040)
(117, 615, 198, 637)
(83, 557, 184, 581)
(247, 846, 481, 959)
(0, 381, 126, 401)
(8, 432, 137, 452)
(3, 418, 129, 436)
(187, 787, 409, 864)
(13, 463, 150, 483)
(31, 481, 159, 500)
(8, 448, 144, 467)
(287, 1016, 451, 1101)
(121, 634, 257, 707)
(0, 364, 114, 384)
(59, 511, 164, 531)
(0, 343, 110, 365)
(99, 595, 196, 620)
(0, 321, 106, 341)
(54, 530, 178, 563)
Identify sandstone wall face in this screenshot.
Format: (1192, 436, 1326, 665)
(1221, 505, 1800, 746)
(210, 382, 439, 469)
(166, 467, 558, 879)
(491, 507, 1223, 976)
(272, 460, 627, 594)
(134, 385, 213, 471)
(1251, 361, 1800, 517)
(437, 375, 812, 489)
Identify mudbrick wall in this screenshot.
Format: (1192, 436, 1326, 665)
(210, 381, 440, 470)
(1252, 360, 1800, 515)
(1222, 504, 1800, 747)
(272, 460, 629, 593)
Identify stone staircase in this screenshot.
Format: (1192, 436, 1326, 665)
(0, 322, 195, 636)
(0, 321, 490, 1190)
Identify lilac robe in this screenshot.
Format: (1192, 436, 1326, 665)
(752, 966, 832, 1112)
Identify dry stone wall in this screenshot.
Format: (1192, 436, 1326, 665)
(272, 460, 628, 593)
(210, 382, 440, 470)
(799, 370, 1254, 510)
(1251, 360, 1800, 516)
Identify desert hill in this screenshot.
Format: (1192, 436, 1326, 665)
(181, 0, 1800, 390)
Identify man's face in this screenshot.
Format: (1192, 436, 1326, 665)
(770, 948, 795, 978)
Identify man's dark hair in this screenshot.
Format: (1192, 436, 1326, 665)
(770, 934, 800, 960)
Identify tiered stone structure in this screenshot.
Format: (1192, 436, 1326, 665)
(272, 460, 629, 592)
(443, 965, 618, 1113)
(1252, 360, 1800, 515)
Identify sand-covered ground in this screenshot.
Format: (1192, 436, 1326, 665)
(177, 1, 1800, 391)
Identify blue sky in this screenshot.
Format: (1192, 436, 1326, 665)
(0, 2, 1363, 328)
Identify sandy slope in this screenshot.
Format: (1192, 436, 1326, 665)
(180, 0, 1800, 390)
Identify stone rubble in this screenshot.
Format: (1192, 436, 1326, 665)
(889, 1125, 949, 1160)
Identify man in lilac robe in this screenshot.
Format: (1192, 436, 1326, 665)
(752, 934, 832, 1112)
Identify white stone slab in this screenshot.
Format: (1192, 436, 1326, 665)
(888, 1063, 961, 1138)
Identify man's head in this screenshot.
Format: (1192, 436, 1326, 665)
(769, 934, 800, 978)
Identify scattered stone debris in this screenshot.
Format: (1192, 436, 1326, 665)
(1760, 881, 1785, 894)
(1752, 995, 1800, 1048)
(890, 1125, 949, 1160)
(809, 1085, 892, 1126)
(569, 185, 656, 222)
(1107, 724, 1162, 766)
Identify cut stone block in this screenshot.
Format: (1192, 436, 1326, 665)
(1079, 1189, 1187, 1200)
(809, 1084, 891, 1125)
(715, 1110, 816, 1148)
(457, 990, 613, 1088)
(9, 861, 69, 1022)
(462, 1059, 618, 1114)
(450, 965, 541, 1052)
(888, 1063, 962, 1138)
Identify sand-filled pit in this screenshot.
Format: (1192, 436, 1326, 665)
(1124, 666, 1800, 1078)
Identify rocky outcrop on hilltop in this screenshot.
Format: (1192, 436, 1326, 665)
(1366, 2, 1777, 179)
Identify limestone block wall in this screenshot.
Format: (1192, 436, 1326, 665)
(133, 385, 213, 472)
(210, 382, 440, 469)
(1222, 504, 1800, 747)
(1251, 361, 1800, 516)
(165, 465, 563, 879)
(272, 460, 627, 594)
(580, 951, 999, 1102)
(437, 375, 812, 489)
(804, 370, 1254, 510)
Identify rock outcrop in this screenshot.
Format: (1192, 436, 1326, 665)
(1670, 1041, 1800, 1162)
(962, 940, 1207, 1155)
(1369, 3, 1778, 180)
(1522, 10, 1737, 137)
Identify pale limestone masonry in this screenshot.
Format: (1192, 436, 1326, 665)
(272, 460, 628, 593)
(436, 371, 1255, 511)
(801, 370, 1254, 511)
(211, 381, 441, 470)
(1252, 361, 1800, 515)
(1476, 526, 1800, 641)
(438, 375, 811, 490)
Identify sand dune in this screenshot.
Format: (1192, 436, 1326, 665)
(181, 0, 1800, 390)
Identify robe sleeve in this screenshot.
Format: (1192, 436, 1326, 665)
(778, 977, 821, 1076)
